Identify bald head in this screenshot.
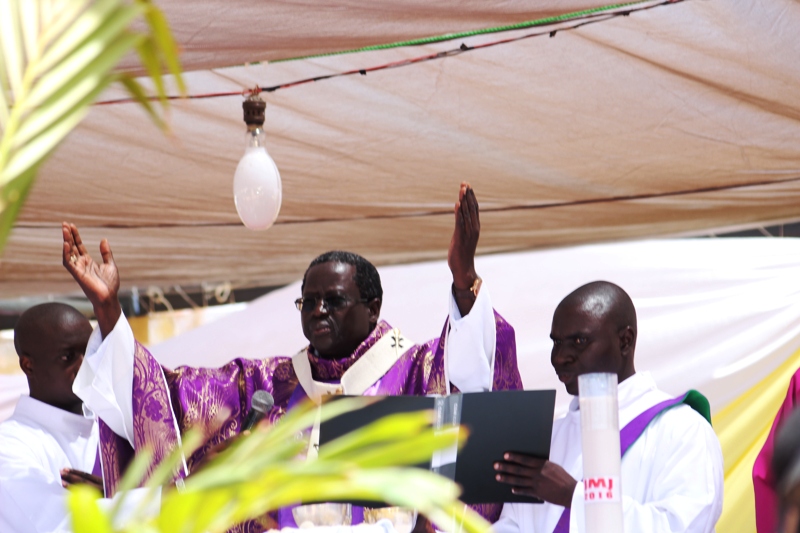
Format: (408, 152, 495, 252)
(550, 281, 637, 395)
(15, 303, 92, 414)
(15, 303, 88, 356)
(557, 281, 637, 340)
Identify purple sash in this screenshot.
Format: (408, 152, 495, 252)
(92, 449, 103, 478)
(552, 391, 705, 533)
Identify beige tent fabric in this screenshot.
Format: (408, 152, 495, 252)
(120, 1, 626, 72)
(2, 0, 799, 297)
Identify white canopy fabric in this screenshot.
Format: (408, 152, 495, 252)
(4, 236, 800, 419)
(150, 238, 800, 418)
(0, 374, 26, 424)
(2, 0, 800, 297)
(5, 236, 800, 419)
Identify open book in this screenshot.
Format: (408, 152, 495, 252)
(319, 389, 556, 504)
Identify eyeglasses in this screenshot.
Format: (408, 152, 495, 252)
(294, 295, 369, 313)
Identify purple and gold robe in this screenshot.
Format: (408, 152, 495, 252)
(98, 316, 521, 531)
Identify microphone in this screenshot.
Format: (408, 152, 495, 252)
(242, 390, 275, 431)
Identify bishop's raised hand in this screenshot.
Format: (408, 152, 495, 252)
(448, 182, 481, 315)
(62, 222, 121, 337)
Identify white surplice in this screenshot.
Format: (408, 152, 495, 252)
(0, 395, 98, 533)
(74, 287, 498, 448)
(494, 372, 724, 533)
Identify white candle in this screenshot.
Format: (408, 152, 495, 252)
(579, 373, 624, 533)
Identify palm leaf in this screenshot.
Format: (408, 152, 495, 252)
(0, 0, 184, 252)
(67, 485, 113, 533)
(69, 400, 494, 533)
(0, 0, 24, 100)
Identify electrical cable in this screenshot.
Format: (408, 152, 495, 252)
(15, 173, 800, 229)
(95, 0, 682, 106)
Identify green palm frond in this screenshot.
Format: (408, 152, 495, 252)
(0, 0, 184, 252)
(68, 398, 493, 533)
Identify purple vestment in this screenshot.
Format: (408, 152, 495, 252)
(98, 316, 522, 531)
(753, 368, 800, 533)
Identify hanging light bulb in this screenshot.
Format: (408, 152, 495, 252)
(233, 91, 282, 230)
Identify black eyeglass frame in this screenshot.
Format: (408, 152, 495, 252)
(294, 295, 370, 313)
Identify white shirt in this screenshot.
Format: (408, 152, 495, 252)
(75, 288, 498, 448)
(494, 372, 724, 533)
(0, 395, 98, 533)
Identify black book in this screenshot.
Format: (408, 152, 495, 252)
(318, 389, 556, 504)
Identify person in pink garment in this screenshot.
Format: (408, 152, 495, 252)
(754, 369, 800, 532)
(764, 404, 800, 532)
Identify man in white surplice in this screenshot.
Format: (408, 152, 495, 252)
(492, 281, 724, 533)
(0, 303, 101, 533)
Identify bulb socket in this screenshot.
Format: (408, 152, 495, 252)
(242, 95, 266, 128)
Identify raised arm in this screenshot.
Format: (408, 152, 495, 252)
(444, 183, 523, 394)
(62, 222, 121, 338)
(63, 222, 135, 444)
(448, 182, 481, 317)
